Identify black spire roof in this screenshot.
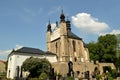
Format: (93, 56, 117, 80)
(60, 9, 65, 22)
(66, 18, 71, 32)
(47, 20, 52, 32)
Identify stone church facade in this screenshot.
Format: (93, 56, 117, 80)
(46, 11, 116, 78)
(46, 11, 89, 63)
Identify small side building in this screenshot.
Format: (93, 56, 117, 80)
(7, 47, 57, 79)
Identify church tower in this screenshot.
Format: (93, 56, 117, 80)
(46, 20, 52, 52)
(46, 11, 89, 62)
(59, 11, 69, 61)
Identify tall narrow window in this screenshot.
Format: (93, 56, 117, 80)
(72, 40, 76, 52)
(55, 42, 57, 53)
(8, 70, 10, 78)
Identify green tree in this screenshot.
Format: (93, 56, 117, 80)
(98, 34, 117, 62)
(22, 57, 51, 78)
(88, 34, 117, 63)
(98, 34, 117, 49)
(115, 57, 120, 69)
(95, 43, 105, 62)
(115, 34, 120, 69)
(87, 41, 99, 61)
(87, 42, 105, 62)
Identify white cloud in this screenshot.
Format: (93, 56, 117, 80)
(110, 30, 120, 34)
(0, 49, 12, 60)
(14, 45, 23, 51)
(0, 50, 12, 55)
(0, 45, 23, 55)
(46, 22, 56, 30)
(100, 29, 120, 36)
(71, 13, 109, 34)
(51, 23, 56, 30)
(0, 45, 23, 60)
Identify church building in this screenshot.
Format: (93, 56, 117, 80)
(46, 11, 89, 62)
(46, 11, 115, 77)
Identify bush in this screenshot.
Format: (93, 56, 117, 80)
(96, 74, 102, 80)
(39, 72, 48, 80)
(0, 72, 6, 76)
(69, 76, 74, 80)
(106, 72, 114, 80)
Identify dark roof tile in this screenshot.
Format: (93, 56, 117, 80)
(67, 31, 82, 40)
(13, 47, 45, 55)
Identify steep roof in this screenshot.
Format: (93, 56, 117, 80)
(67, 31, 88, 48)
(83, 42, 88, 48)
(15, 47, 45, 54)
(8, 47, 58, 58)
(67, 31, 82, 40)
(9, 47, 45, 57)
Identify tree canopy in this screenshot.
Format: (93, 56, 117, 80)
(87, 34, 117, 63)
(22, 57, 51, 78)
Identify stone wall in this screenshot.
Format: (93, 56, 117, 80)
(52, 61, 116, 78)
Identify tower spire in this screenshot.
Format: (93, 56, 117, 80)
(66, 16, 71, 32)
(62, 8, 63, 14)
(47, 19, 52, 32)
(60, 8, 65, 22)
(56, 21, 58, 27)
(48, 18, 50, 24)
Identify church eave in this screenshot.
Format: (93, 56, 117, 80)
(45, 51, 57, 55)
(51, 37, 60, 42)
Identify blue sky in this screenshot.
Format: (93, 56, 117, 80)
(0, 0, 120, 60)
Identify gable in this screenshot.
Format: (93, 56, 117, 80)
(15, 47, 45, 54)
(51, 28, 60, 41)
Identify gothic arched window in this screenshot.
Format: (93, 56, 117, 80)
(72, 40, 76, 52)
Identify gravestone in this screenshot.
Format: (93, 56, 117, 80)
(85, 71, 89, 79)
(49, 66, 55, 80)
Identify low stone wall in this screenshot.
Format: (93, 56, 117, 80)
(52, 61, 116, 79)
